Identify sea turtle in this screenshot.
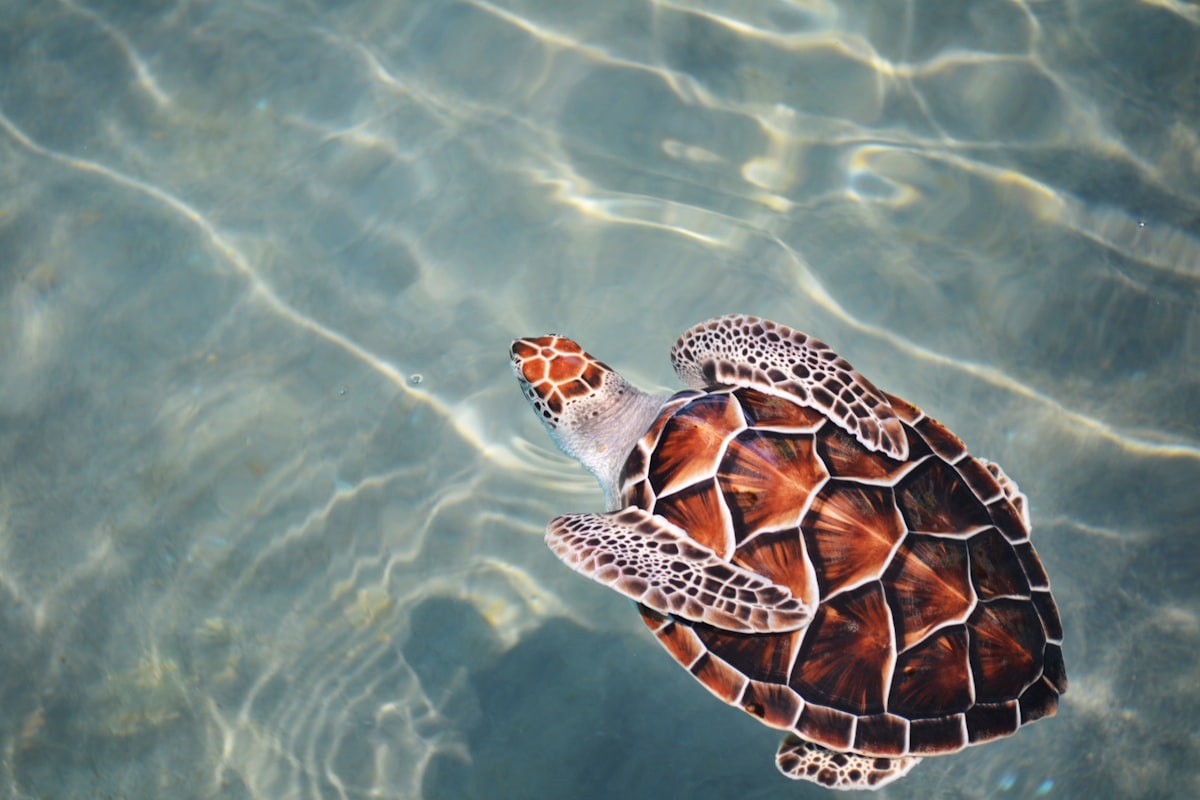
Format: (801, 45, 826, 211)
(510, 314, 1066, 790)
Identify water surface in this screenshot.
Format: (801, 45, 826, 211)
(1, 1, 1198, 798)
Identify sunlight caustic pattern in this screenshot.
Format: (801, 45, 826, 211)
(0, 0, 1197, 798)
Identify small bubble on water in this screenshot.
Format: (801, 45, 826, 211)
(337, 385, 347, 397)
(1036, 778, 1054, 795)
(409, 374, 423, 385)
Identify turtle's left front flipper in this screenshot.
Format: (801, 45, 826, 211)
(545, 507, 812, 634)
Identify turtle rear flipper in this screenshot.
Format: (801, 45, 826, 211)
(775, 734, 921, 791)
(545, 508, 812, 634)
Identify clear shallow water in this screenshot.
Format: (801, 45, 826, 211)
(0, 0, 1197, 797)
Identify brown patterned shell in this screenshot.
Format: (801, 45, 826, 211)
(619, 386, 1067, 758)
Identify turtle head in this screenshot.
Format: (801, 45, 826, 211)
(511, 335, 665, 509)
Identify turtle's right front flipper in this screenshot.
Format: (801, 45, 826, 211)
(545, 508, 812, 634)
(671, 315, 909, 460)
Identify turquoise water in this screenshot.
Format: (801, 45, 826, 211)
(1, 1, 1197, 798)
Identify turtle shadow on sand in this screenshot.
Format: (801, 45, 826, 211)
(409, 597, 779, 800)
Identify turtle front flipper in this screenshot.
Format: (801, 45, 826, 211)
(775, 734, 921, 791)
(671, 315, 909, 460)
(545, 507, 812, 634)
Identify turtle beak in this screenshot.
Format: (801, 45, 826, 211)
(510, 338, 540, 385)
(509, 339, 522, 375)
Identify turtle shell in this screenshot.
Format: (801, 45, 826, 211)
(619, 386, 1067, 758)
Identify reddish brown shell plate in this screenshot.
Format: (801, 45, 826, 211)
(623, 387, 1066, 758)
